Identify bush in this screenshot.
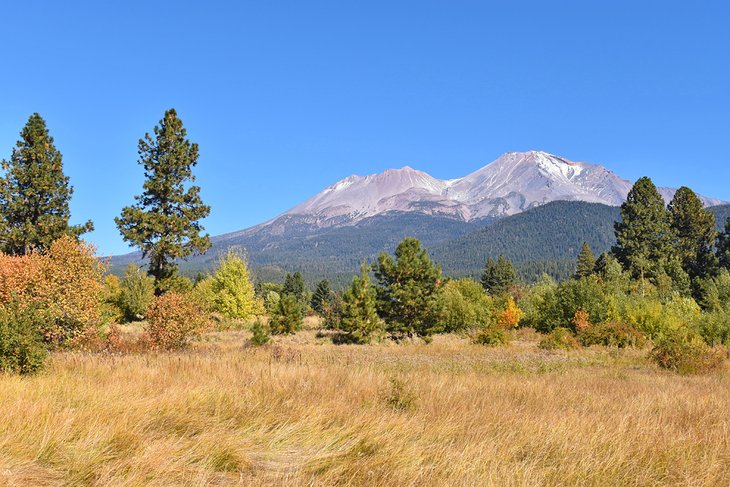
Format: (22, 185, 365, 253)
(697, 310, 730, 347)
(249, 318, 270, 346)
(538, 327, 580, 351)
(33, 237, 106, 345)
(578, 322, 647, 348)
(440, 278, 494, 333)
(473, 326, 511, 346)
(144, 293, 209, 350)
(117, 264, 155, 322)
(270, 293, 303, 335)
(0, 301, 48, 374)
(383, 377, 416, 412)
(650, 331, 725, 375)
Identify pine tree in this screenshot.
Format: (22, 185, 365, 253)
(374, 237, 444, 338)
(668, 187, 717, 279)
(613, 177, 673, 281)
(311, 279, 332, 315)
(718, 218, 730, 270)
(0, 113, 92, 255)
(115, 109, 210, 293)
(339, 262, 381, 343)
(574, 241, 596, 279)
(211, 248, 257, 320)
(270, 293, 303, 335)
(481, 255, 516, 295)
(282, 272, 305, 302)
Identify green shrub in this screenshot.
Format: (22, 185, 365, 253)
(473, 326, 511, 347)
(538, 327, 580, 351)
(0, 302, 48, 374)
(440, 278, 494, 333)
(578, 322, 647, 348)
(270, 293, 303, 335)
(249, 318, 270, 346)
(697, 310, 730, 346)
(118, 264, 155, 322)
(649, 331, 725, 375)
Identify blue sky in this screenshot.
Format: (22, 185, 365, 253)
(1, 1, 728, 255)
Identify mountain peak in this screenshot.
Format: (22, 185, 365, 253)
(279, 151, 725, 227)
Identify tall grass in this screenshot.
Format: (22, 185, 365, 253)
(0, 329, 727, 485)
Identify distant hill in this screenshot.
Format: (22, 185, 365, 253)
(430, 201, 620, 281)
(112, 202, 730, 287)
(431, 202, 730, 282)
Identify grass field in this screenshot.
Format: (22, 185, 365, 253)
(0, 322, 728, 486)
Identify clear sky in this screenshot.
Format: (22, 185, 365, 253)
(1, 1, 728, 256)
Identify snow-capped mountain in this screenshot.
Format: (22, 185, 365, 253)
(278, 150, 724, 225)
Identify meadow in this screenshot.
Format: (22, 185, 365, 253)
(1, 321, 728, 487)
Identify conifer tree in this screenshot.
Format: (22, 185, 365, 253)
(115, 109, 210, 293)
(282, 272, 306, 302)
(339, 262, 381, 343)
(270, 293, 303, 335)
(718, 218, 730, 270)
(0, 113, 92, 255)
(311, 279, 332, 315)
(613, 177, 673, 281)
(668, 187, 717, 279)
(481, 255, 516, 295)
(374, 237, 444, 338)
(574, 241, 596, 279)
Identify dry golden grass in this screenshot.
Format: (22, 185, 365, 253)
(0, 327, 728, 486)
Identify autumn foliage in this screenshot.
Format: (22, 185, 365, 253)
(0, 236, 107, 345)
(144, 293, 210, 350)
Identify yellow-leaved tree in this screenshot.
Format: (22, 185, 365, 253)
(211, 249, 258, 320)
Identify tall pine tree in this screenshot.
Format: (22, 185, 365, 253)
(668, 187, 717, 279)
(574, 241, 596, 279)
(613, 177, 673, 281)
(481, 255, 516, 295)
(0, 113, 92, 255)
(115, 109, 210, 293)
(339, 262, 381, 343)
(375, 237, 444, 338)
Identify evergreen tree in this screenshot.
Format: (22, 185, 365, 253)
(481, 255, 516, 295)
(374, 237, 444, 337)
(311, 279, 332, 315)
(115, 109, 210, 293)
(668, 186, 717, 279)
(338, 262, 381, 343)
(211, 249, 257, 320)
(574, 241, 596, 279)
(270, 293, 303, 335)
(282, 272, 306, 304)
(613, 177, 673, 281)
(718, 218, 730, 270)
(0, 113, 92, 255)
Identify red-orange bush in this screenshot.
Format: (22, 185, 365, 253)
(144, 293, 209, 351)
(0, 236, 107, 346)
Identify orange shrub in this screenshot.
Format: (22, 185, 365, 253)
(0, 254, 40, 303)
(573, 310, 592, 331)
(497, 296, 523, 329)
(145, 293, 209, 351)
(0, 236, 107, 346)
